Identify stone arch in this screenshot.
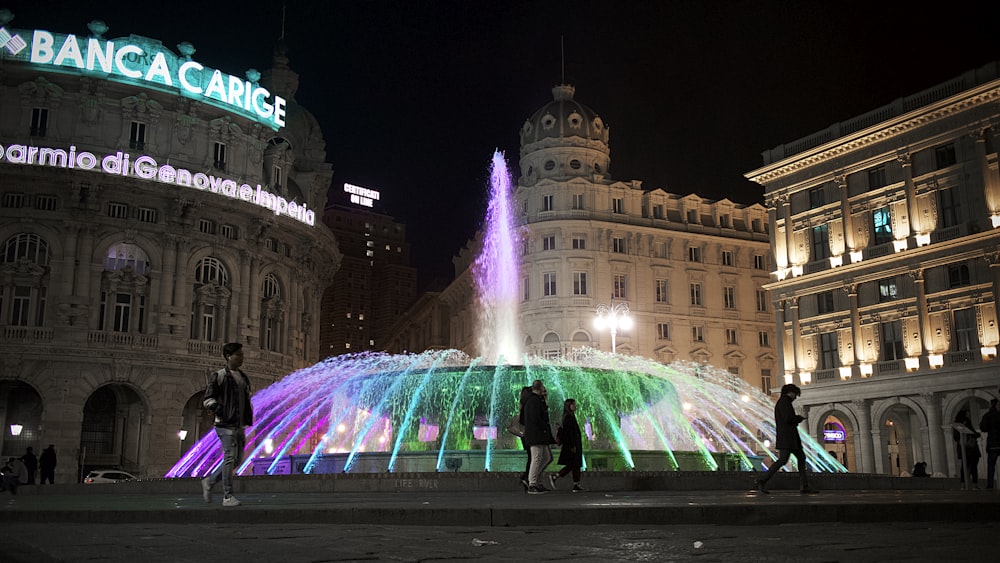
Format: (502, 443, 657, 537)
(79, 380, 151, 477)
(870, 396, 928, 476)
(809, 405, 858, 472)
(0, 378, 44, 459)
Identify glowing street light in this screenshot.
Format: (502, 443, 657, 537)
(9, 423, 23, 436)
(594, 302, 632, 353)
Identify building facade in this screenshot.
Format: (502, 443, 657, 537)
(319, 199, 416, 357)
(0, 20, 340, 480)
(748, 63, 1000, 476)
(387, 85, 776, 392)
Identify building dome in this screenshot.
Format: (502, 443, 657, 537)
(519, 85, 611, 185)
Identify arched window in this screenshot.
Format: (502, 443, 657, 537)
(104, 243, 151, 274)
(260, 273, 282, 352)
(191, 257, 231, 342)
(99, 243, 151, 334)
(1, 233, 50, 327)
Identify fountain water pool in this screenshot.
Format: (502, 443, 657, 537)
(166, 151, 846, 478)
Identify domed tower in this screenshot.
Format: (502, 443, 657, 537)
(519, 84, 611, 186)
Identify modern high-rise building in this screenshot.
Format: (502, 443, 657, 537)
(319, 193, 417, 357)
(386, 85, 775, 393)
(0, 19, 340, 479)
(747, 62, 1000, 476)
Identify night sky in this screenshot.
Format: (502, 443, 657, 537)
(5, 1, 999, 287)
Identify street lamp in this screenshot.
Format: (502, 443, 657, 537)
(9, 423, 23, 436)
(594, 302, 632, 353)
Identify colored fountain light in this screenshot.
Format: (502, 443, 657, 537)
(166, 151, 847, 478)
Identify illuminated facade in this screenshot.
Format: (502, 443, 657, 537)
(387, 85, 776, 391)
(748, 62, 1000, 476)
(0, 20, 340, 479)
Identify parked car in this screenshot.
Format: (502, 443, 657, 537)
(83, 469, 137, 484)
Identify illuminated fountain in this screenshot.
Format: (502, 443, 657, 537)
(167, 152, 846, 477)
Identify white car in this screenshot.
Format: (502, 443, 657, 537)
(83, 469, 137, 484)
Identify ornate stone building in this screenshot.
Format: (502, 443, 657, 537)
(748, 62, 1000, 476)
(0, 19, 340, 480)
(387, 85, 775, 393)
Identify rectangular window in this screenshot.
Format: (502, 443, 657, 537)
(657, 322, 670, 340)
(199, 219, 215, 234)
(612, 198, 624, 213)
(522, 240, 530, 256)
(652, 205, 664, 219)
(692, 325, 704, 342)
(655, 279, 669, 303)
(758, 331, 770, 347)
(213, 142, 227, 171)
(819, 331, 838, 370)
(935, 143, 956, 169)
(811, 224, 830, 260)
(654, 242, 667, 259)
(3, 193, 25, 208)
(756, 289, 768, 312)
(873, 207, 892, 245)
(107, 202, 128, 219)
(30, 107, 48, 137)
(613, 274, 627, 299)
(612, 237, 627, 253)
(272, 165, 283, 189)
(808, 185, 826, 208)
(726, 328, 738, 345)
(10, 286, 30, 326)
(543, 235, 556, 250)
(202, 304, 216, 341)
(690, 283, 703, 306)
(572, 193, 584, 209)
(877, 277, 898, 302)
(220, 224, 237, 239)
(113, 293, 132, 332)
(688, 246, 701, 262)
(571, 237, 586, 250)
(720, 214, 731, 228)
(129, 121, 146, 150)
(754, 254, 767, 270)
(954, 307, 979, 352)
(136, 207, 157, 223)
(723, 286, 736, 309)
(721, 250, 734, 267)
(938, 188, 961, 228)
(880, 320, 904, 361)
(542, 194, 553, 211)
(573, 272, 588, 295)
(543, 272, 557, 296)
(34, 195, 57, 211)
(522, 276, 529, 301)
(948, 263, 970, 288)
(727, 368, 741, 392)
(868, 164, 887, 190)
(760, 369, 772, 395)
(817, 290, 835, 314)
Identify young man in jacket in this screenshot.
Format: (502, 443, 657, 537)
(521, 379, 555, 494)
(755, 383, 817, 494)
(201, 342, 254, 507)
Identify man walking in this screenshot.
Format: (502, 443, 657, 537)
(201, 342, 254, 507)
(980, 398, 1000, 489)
(39, 444, 56, 484)
(522, 379, 555, 494)
(755, 383, 817, 494)
(20, 446, 37, 485)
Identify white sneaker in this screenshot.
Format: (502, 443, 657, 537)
(201, 478, 212, 503)
(222, 495, 241, 507)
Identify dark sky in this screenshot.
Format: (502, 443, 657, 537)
(6, 1, 999, 286)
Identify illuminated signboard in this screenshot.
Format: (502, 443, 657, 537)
(344, 183, 380, 207)
(823, 429, 845, 441)
(0, 27, 285, 130)
(0, 142, 313, 226)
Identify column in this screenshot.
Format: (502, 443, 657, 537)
(835, 175, 855, 254)
(782, 196, 794, 268)
(60, 223, 79, 296)
(853, 399, 875, 473)
(975, 127, 1000, 216)
(846, 283, 863, 367)
(173, 238, 191, 311)
(774, 297, 786, 378)
(922, 392, 946, 476)
(75, 226, 95, 299)
(897, 153, 921, 235)
(910, 268, 931, 358)
(988, 251, 1000, 315)
(790, 297, 802, 383)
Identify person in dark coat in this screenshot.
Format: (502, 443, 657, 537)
(755, 383, 817, 494)
(521, 379, 555, 494)
(980, 399, 1000, 489)
(20, 446, 37, 485)
(201, 342, 254, 507)
(549, 398, 585, 492)
(39, 444, 56, 484)
(516, 385, 532, 491)
(953, 410, 981, 487)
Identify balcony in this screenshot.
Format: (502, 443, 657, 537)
(863, 242, 894, 261)
(188, 340, 223, 357)
(1, 326, 54, 343)
(874, 359, 902, 376)
(88, 331, 158, 349)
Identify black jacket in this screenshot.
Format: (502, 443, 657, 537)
(773, 394, 804, 450)
(556, 412, 583, 468)
(520, 393, 554, 447)
(203, 367, 253, 428)
(981, 408, 1000, 449)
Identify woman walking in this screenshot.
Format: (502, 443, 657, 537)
(550, 398, 585, 492)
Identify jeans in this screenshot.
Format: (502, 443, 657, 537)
(528, 445, 552, 487)
(208, 426, 245, 496)
(761, 448, 809, 489)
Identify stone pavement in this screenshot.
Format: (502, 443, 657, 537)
(0, 472, 997, 561)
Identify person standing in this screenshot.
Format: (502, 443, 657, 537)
(516, 385, 532, 491)
(521, 379, 555, 494)
(201, 342, 254, 507)
(39, 444, 56, 484)
(755, 383, 817, 494)
(549, 398, 585, 492)
(953, 410, 981, 488)
(20, 446, 37, 485)
(981, 399, 1000, 490)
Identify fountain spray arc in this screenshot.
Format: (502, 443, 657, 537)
(166, 152, 848, 478)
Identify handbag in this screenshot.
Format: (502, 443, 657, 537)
(506, 417, 525, 437)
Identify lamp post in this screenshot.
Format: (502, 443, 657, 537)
(594, 302, 632, 353)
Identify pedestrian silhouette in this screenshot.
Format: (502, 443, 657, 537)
(754, 383, 817, 494)
(549, 398, 586, 492)
(39, 444, 57, 484)
(20, 446, 37, 485)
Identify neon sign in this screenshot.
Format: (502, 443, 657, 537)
(344, 183, 380, 207)
(823, 429, 845, 442)
(1, 29, 285, 130)
(0, 142, 313, 226)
